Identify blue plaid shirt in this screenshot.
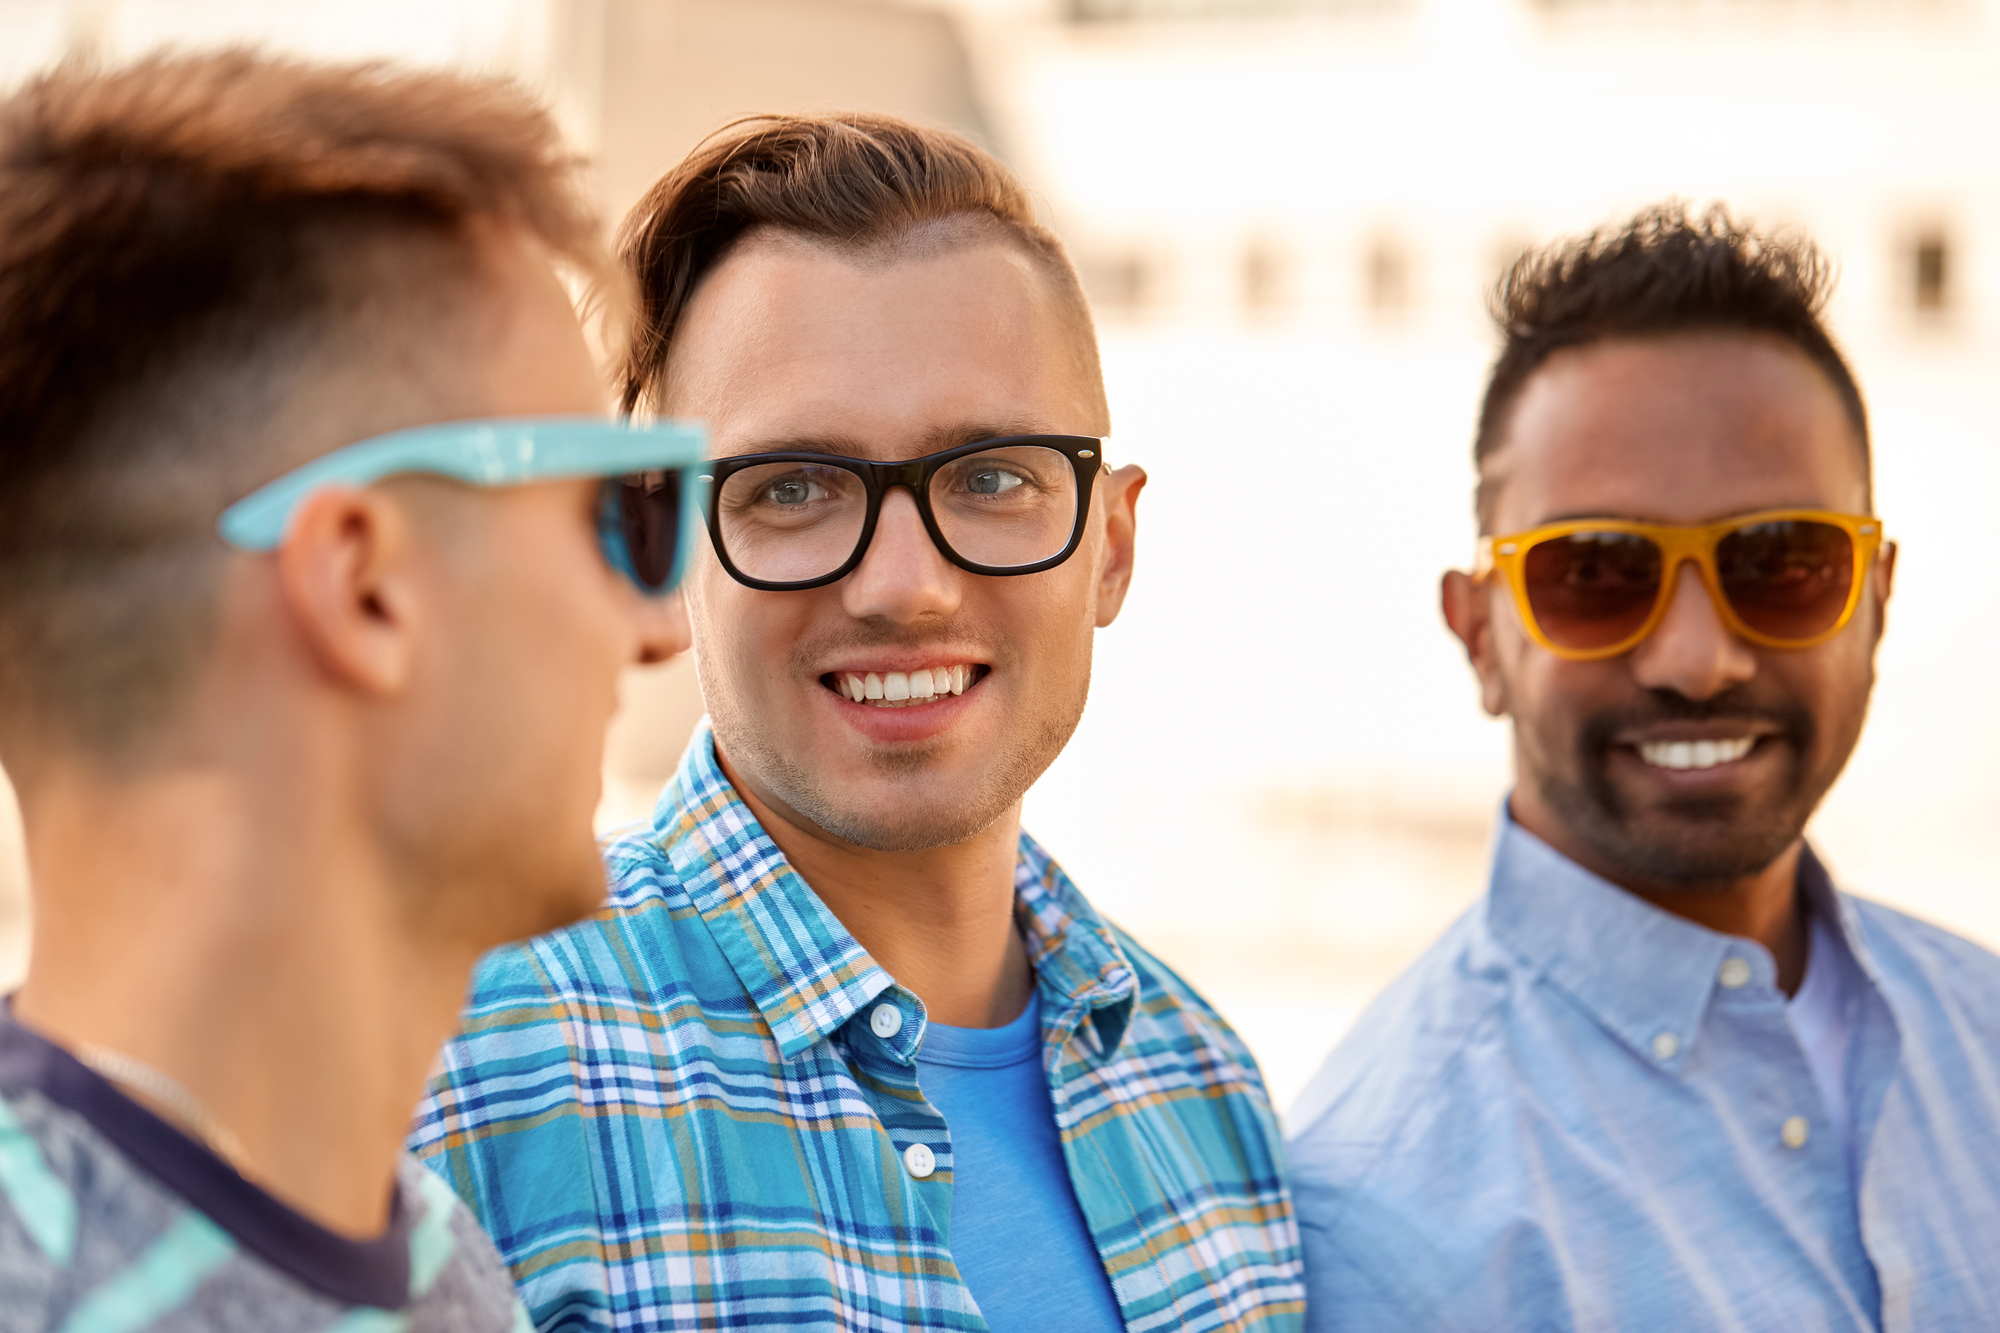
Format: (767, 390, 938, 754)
(411, 728, 1302, 1331)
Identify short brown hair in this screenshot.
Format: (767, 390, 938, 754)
(615, 113, 1100, 416)
(0, 50, 603, 754)
(1475, 204, 1868, 522)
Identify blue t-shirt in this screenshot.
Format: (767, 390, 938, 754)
(916, 991, 1126, 1333)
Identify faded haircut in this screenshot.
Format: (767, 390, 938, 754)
(615, 112, 1104, 419)
(0, 51, 605, 756)
(1474, 203, 1869, 526)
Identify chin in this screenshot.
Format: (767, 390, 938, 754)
(779, 756, 1028, 852)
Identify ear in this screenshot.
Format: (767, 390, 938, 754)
(1092, 464, 1147, 629)
(1441, 569, 1508, 718)
(1872, 539, 1897, 634)
(274, 487, 422, 696)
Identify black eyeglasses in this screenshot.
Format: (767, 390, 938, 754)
(699, 435, 1106, 591)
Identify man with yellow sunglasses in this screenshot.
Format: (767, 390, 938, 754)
(1289, 206, 2000, 1331)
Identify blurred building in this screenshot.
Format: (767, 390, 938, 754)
(4, 0, 2000, 1110)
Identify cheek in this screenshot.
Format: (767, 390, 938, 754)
(689, 576, 810, 700)
(1506, 652, 1618, 758)
(991, 569, 1096, 679)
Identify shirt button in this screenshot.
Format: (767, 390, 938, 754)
(870, 1004, 903, 1039)
(1782, 1116, 1811, 1150)
(903, 1143, 936, 1179)
(1718, 957, 1752, 989)
(1651, 1032, 1680, 1060)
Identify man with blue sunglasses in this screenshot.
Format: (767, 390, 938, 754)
(0, 54, 696, 1330)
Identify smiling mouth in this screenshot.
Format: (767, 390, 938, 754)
(1634, 737, 1759, 772)
(820, 664, 989, 708)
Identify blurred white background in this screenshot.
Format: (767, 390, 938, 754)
(3, 0, 1998, 1113)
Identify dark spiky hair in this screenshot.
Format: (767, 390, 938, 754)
(1474, 204, 1868, 519)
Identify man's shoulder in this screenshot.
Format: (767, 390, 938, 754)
(1845, 891, 2000, 1042)
(396, 1156, 536, 1332)
(1849, 891, 2000, 979)
(1099, 923, 1276, 1099)
(1286, 905, 1522, 1183)
(0, 1090, 523, 1332)
(0, 1086, 181, 1328)
(462, 821, 718, 1009)
(1284, 906, 1588, 1332)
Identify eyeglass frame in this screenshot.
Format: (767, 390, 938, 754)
(217, 415, 709, 596)
(699, 434, 1108, 592)
(1474, 508, 1887, 661)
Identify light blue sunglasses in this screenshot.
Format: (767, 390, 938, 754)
(217, 417, 708, 595)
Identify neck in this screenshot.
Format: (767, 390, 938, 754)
(717, 747, 1032, 1029)
(1509, 793, 1810, 994)
(11, 754, 479, 1238)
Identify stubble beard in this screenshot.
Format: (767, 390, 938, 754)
(1535, 689, 1851, 889)
(700, 634, 1090, 853)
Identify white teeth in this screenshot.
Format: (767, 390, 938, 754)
(833, 665, 977, 705)
(1639, 737, 1756, 770)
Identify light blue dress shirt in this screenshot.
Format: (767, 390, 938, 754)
(916, 993, 1127, 1333)
(1288, 812, 2000, 1333)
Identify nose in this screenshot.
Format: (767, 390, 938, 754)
(1628, 560, 1756, 700)
(840, 487, 961, 624)
(632, 587, 692, 666)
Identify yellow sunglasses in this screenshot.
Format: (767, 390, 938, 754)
(1475, 509, 1885, 661)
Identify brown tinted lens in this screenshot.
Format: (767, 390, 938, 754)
(1520, 531, 1664, 650)
(1715, 520, 1855, 641)
(615, 469, 681, 591)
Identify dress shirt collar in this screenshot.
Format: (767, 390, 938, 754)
(1484, 805, 1872, 1072)
(651, 724, 1137, 1062)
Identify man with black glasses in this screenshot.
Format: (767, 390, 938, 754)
(413, 115, 1303, 1333)
(1288, 206, 2000, 1331)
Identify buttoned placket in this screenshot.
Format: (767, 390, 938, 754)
(1694, 939, 1884, 1299)
(834, 982, 961, 1241)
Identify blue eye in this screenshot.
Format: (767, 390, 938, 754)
(765, 478, 824, 506)
(965, 468, 1024, 496)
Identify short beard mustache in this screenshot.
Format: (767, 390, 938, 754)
(1539, 689, 1820, 888)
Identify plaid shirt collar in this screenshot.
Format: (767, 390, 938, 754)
(653, 725, 1139, 1062)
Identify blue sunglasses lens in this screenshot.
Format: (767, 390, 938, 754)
(602, 469, 682, 592)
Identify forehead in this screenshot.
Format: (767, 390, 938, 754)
(1482, 333, 1869, 533)
(662, 233, 1102, 458)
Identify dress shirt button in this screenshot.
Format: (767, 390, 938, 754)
(1718, 957, 1752, 989)
(1651, 1032, 1680, 1060)
(870, 1004, 903, 1039)
(902, 1143, 936, 1179)
(1781, 1116, 1810, 1150)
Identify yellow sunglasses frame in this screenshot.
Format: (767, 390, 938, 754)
(1475, 509, 1885, 661)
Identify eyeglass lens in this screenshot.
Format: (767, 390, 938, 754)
(607, 469, 683, 591)
(715, 444, 1081, 584)
(1520, 520, 1856, 649)
(1714, 519, 1855, 640)
(1522, 531, 1663, 651)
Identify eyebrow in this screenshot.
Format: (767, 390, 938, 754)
(715, 422, 1064, 461)
(1532, 503, 1837, 526)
